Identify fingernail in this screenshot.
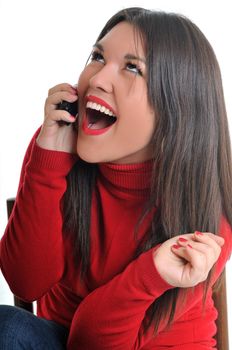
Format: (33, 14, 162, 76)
(195, 231, 203, 236)
(179, 237, 188, 242)
(172, 244, 181, 249)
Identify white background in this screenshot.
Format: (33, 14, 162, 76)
(0, 0, 231, 346)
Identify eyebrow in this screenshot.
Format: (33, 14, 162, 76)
(93, 43, 146, 64)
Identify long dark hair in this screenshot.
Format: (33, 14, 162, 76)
(63, 7, 232, 333)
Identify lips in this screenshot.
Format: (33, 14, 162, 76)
(82, 95, 117, 136)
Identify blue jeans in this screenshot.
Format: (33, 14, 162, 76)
(0, 305, 68, 349)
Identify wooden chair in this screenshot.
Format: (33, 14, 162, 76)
(6, 198, 33, 313)
(212, 268, 229, 350)
(6, 198, 229, 348)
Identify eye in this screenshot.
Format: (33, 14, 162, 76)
(126, 62, 143, 76)
(90, 51, 105, 64)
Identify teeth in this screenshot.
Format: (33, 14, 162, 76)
(86, 101, 115, 117)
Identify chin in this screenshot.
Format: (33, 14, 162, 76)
(76, 145, 103, 164)
(76, 137, 113, 163)
(77, 150, 97, 164)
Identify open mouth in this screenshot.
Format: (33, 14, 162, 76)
(83, 100, 117, 135)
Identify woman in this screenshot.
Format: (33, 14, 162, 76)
(0, 7, 231, 349)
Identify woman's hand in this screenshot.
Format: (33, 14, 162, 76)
(153, 232, 224, 288)
(37, 83, 78, 153)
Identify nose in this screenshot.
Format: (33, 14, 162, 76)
(89, 64, 114, 93)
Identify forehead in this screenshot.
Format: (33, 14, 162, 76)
(98, 21, 144, 54)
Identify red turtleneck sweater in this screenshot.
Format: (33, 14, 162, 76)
(0, 129, 231, 350)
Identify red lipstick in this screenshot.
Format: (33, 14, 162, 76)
(81, 95, 117, 136)
(86, 95, 116, 115)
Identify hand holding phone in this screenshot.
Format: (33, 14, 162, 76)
(38, 83, 78, 152)
(56, 100, 78, 126)
(56, 100, 78, 117)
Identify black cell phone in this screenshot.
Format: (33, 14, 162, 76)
(56, 100, 78, 117)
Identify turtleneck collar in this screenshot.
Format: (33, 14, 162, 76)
(98, 160, 154, 199)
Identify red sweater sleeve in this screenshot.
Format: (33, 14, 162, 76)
(68, 248, 172, 350)
(67, 219, 232, 350)
(0, 129, 78, 301)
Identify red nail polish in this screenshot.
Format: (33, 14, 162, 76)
(195, 231, 203, 236)
(173, 244, 181, 249)
(179, 237, 188, 242)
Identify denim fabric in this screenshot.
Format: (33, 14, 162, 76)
(0, 305, 68, 349)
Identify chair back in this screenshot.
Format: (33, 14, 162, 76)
(6, 198, 33, 313)
(212, 269, 229, 350)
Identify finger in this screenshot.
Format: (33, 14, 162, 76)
(177, 232, 224, 253)
(190, 241, 220, 265)
(171, 245, 208, 285)
(193, 232, 223, 259)
(183, 246, 209, 285)
(46, 110, 76, 125)
(177, 236, 190, 245)
(48, 83, 77, 96)
(194, 231, 224, 247)
(171, 243, 199, 263)
(48, 91, 77, 105)
(45, 92, 78, 117)
(173, 236, 222, 273)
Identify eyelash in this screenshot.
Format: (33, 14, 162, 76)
(125, 62, 143, 76)
(90, 51, 104, 63)
(90, 51, 143, 76)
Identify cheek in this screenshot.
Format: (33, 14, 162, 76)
(122, 100, 155, 135)
(116, 112, 155, 152)
(77, 69, 89, 92)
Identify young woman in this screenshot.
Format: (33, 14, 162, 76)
(0, 7, 231, 350)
